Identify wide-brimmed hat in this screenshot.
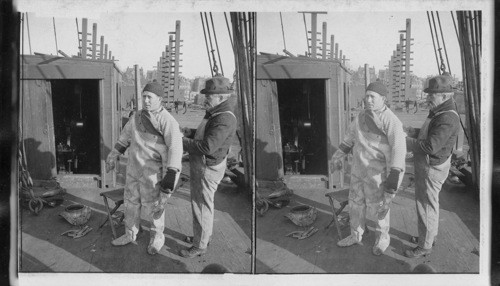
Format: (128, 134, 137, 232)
(200, 76, 233, 95)
(424, 75, 455, 94)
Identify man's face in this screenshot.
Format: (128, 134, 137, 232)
(364, 90, 385, 111)
(426, 93, 445, 109)
(142, 91, 162, 111)
(204, 94, 223, 109)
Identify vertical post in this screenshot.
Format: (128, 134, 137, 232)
(404, 19, 412, 100)
(92, 23, 97, 60)
(364, 63, 370, 88)
(322, 22, 327, 60)
(173, 20, 181, 102)
(161, 51, 167, 100)
(104, 44, 108, 60)
(109, 50, 112, 60)
(99, 36, 104, 60)
(342, 55, 346, 65)
(335, 43, 339, 59)
(168, 35, 174, 106)
(81, 18, 88, 59)
(339, 50, 343, 64)
(134, 65, 142, 111)
(330, 35, 334, 59)
(311, 13, 317, 58)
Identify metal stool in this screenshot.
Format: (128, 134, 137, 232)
(99, 188, 125, 239)
(324, 188, 350, 241)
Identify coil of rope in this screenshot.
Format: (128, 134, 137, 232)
(19, 149, 45, 215)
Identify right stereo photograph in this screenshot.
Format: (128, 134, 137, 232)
(255, 11, 481, 275)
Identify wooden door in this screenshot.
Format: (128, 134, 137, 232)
(256, 80, 284, 182)
(22, 80, 57, 180)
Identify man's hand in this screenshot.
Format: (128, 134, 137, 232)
(330, 159, 343, 171)
(383, 169, 401, 193)
(378, 191, 396, 220)
(105, 149, 121, 173)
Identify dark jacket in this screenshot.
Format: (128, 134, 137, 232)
(183, 95, 237, 166)
(406, 98, 460, 165)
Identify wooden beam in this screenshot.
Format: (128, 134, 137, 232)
(81, 18, 88, 59)
(99, 36, 104, 60)
(104, 44, 108, 60)
(311, 13, 317, 58)
(173, 20, 181, 101)
(92, 23, 97, 60)
(135, 64, 142, 111)
(330, 35, 334, 60)
(322, 22, 327, 60)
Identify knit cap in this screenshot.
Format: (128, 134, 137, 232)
(366, 81, 387, 97)
(142, 82, 164, 97)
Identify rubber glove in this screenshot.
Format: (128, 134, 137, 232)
(105, 149, 121, 173)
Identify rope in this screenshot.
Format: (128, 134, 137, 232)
(279, 12, 287, 51)
(200, 13, 214, 77)
(426, 11, 440, 74)
(209, 13, 224, 76)
(436, 12, 451, 75)
(53, 17, 58, 55)
(26, 12, 32, 54)
(302, 13, 310, 56)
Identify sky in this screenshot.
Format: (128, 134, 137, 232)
(18, 12, 236, 79)
(258, 11, 464, 79)
(17, 0, 492, 81)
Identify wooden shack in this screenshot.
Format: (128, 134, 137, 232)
(21, 54, 123, 188)
(256, 54, 352, 190)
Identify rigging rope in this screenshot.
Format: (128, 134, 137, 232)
(224, 12, 234, 50)
(430, 12, 447, 74)
(26, 12, 32, 54)
(209, 13, 224, 76)
(279, 12, 287, 51)
(436, 12, 451, 75)
(426, 12, 440, 74)
(200, 13, 214, 77)
(53, 17, 59, 55)
(203, 12, 220, 76)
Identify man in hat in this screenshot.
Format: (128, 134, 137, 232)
(404, 74, 460, 258)
(179, 76, 238, 258)
(105, 81, 183, 255)
(331, 81, 406, 256)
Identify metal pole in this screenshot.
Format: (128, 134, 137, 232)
(330, 35, 334, 59)
(92, 23, 97, 60)
(173, 20, 181, 101)
(311, 13, 317, 58)
(104, 44, 108, 60)
(335, 43, 338, 59)
(100, 36, 104, 60)
(405, 19, 411, 100)
(52, 17, 58, 55)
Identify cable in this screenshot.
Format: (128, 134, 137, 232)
(209, 13, 224, 76)
(53, 17, 59, 55)
(200, 13, 214, 77)
(426, 11, 440, 74)
(436, 12, 451, 75)
(279, 12, 287, 51)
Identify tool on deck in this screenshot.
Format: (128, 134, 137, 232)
(286, 226, 319, 240)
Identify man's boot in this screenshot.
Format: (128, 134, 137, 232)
(147, 231, 165, 255)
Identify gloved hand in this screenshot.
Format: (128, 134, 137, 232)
(152, 191, 171, 220)
(378, 191, 396, 220)
(105, 149, 121, 173)
(180, 127, 194, 138)
(158, 168, 178, 194)
(383, 168, 401, 194)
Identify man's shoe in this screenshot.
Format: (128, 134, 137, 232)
(184, 235, 210, 246)
(179, 246, 207, 258)
(410, 236, 437, 247)
(404, 246, 432, 258)
(147, 233, 165, 255)
(337, 234, 361, 247)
